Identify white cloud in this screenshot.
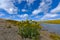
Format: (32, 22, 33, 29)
(32, 9, 42, 15)
(5, 15, 16, 20)
(5, 17, 12, 19)
(35, 16, 39, 18)
(17, 0, 35, 6)
(32, 1, 44, 15)
(22, 9, 27, 12)
(18, 0, 22, 4)
(9, 7, 18, 14)
(35, 16, 42, 18)
(45, 0, 52, 5)
(32, 0, 52, 15)
(41, 2, 60, 20)
(0, 0, 18, 14)
(0, 13, 5, 17)
(26, 0, 35, 6)
(41, 13, 58, 20)
(40, 2, 60, 20)
(17, 14, 28, 18)
(40, 1, 45, 6)
(51, 2, 60, 13)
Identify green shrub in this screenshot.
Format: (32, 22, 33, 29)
(18, 20, 42, 40)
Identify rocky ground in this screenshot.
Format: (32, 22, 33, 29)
(0, 19, 54, 40)
(40, 31, 53, 40)
(0, 20, 22, 40)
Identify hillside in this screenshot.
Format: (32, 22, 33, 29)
(0, 19, 22, 40)
(0, 19, 60, 40)
(43, 19, 60, 24)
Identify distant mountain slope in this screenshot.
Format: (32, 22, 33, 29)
(43, 19, 60, 24)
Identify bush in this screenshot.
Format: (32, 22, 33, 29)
(18, 20, 42, 40)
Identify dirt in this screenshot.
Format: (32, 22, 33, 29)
(40, 31, 53, 40)
(0, 20, 22, 40)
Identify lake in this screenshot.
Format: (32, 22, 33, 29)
(40, 23, 60, 34)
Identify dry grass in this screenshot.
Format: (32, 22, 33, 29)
(43, 19, 60, 24)
(49, 33, 60, 40)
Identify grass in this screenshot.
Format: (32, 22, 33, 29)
(6, 19, 60, 40)
(6, 20, 42, 40)
(43, 19, 60, 24)
(6, 20, 20, 26)
(50, 33, 60, 40)
(18, 20, 42, 40)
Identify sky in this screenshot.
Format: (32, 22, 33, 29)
(0, 0, 60, 21)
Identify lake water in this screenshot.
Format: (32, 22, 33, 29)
(40, 23, 60, 34)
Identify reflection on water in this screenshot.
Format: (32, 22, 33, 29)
(41, 23, 60, 34)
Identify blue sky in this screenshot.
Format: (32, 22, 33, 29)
(0, 0, 60, 21)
